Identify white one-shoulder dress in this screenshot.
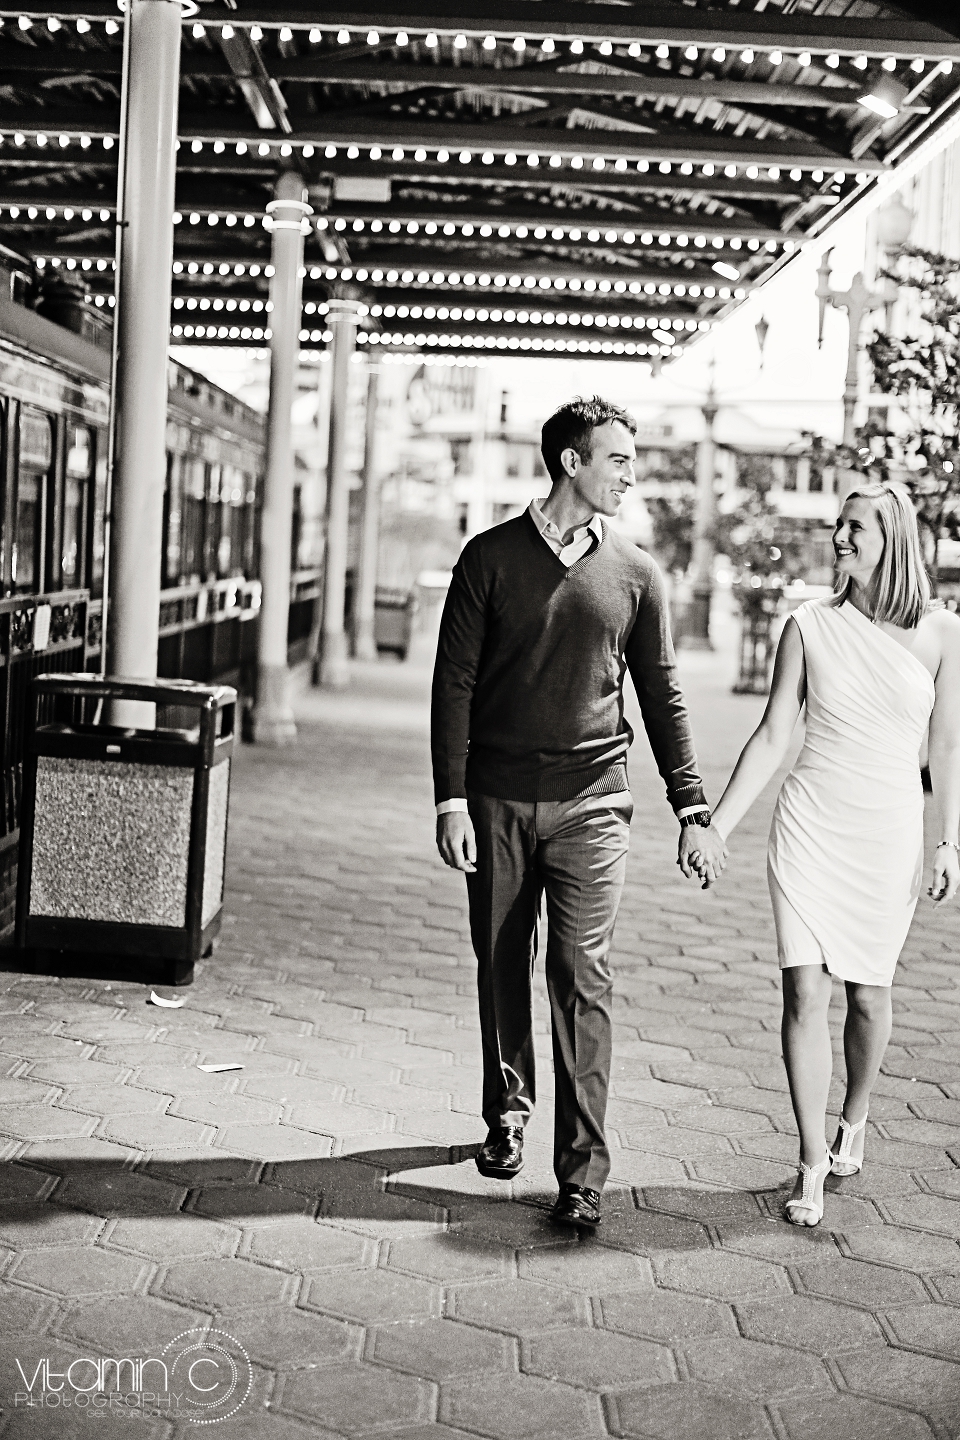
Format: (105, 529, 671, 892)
(767, 597, 935, 987)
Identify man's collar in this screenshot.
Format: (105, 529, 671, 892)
(529, 499, 603, 544)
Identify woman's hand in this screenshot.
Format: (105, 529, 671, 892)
(928, 844, 960, 904)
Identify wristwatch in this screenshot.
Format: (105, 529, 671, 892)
(679, 810, 712, 828)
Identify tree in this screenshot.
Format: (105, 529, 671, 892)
(712, 452, 805, 580)
(860, 246, 960, 578)
(640, 445, 697, 574)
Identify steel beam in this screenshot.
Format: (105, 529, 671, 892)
(3, 2, 958, 59)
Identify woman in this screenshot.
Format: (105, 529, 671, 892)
(700, 481, 960, 1226)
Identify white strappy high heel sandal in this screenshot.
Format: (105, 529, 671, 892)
(784, 1154, 832, 1227)
(830, 1113, 868, 1177)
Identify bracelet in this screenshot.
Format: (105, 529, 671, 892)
(936, 840, 960, 851)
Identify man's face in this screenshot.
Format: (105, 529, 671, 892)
(563, 421, 637, 516)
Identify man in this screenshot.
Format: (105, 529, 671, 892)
(432, 395, 726, 1228)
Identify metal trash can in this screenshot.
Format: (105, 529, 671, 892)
(16, 674, 236, 984)
(374, 586, 416, 660)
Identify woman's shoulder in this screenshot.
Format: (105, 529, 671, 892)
(789, 594, 842, 625)
(920, 603, 960, 649)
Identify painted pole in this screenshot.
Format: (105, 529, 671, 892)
(108, 0, 181, 726)
(317, 296, 360, 689)
(251, 171, 311, 744)
(352, 360, 382, 662)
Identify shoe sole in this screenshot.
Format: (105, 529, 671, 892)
(551, 1210, 600, 1229)
(475, 1158, 523, 1180)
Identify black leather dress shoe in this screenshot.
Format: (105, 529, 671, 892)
(475, 1126, 524, 1179)
(551, 1183, 601, 1228)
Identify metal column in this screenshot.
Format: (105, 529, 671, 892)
(107, 0, 181, 724)
(252, 171, 311, 744)
(352, 361, 381, 662)
(317, 297, 360, 689)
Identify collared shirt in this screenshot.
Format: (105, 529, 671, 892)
(528, 498, 604, 567)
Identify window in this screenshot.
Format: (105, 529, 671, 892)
(15, 408, 52, 593)
(60, 424, 92, 590)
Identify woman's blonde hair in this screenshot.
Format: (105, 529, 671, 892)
(836, 479, 931, 628)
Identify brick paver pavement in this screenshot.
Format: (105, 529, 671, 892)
(0, 627, 959, 1440)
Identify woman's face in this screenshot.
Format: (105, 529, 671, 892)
(834, 497, 885, 587)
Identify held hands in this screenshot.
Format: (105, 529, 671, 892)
(928, 843, 960, 904)
(437, 811, 477, 873)
(678, 823, 728, 890)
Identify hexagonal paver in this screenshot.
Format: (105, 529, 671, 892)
(841, 1225, 960, 1273)
(102, 1215, 240, 1260)
(56, 1084, 172, 1116)
(99, 1112, 214, 1148)
(684, 1336, 831, 1398)
(215, 1124, 333, 1162)
(0, 1163, 55, 1204)
(387, 1233, 515, 1283)
(170, 1094, 285, 1126)
(792, 1258, 929, 1309)
(835, 1346, 960, 1426)
(522, 1327, 674, 1390)
(277, 1360, 434, 1431)
(885, 1302, 960, 1360)
(518, 1244, 653, 1293)
(451, 1279, 590, 1335)
(0, 1105, 97, 1139)
(301, 1267, 441, 1323)
(584, 1207, 711, 1256)
(441, 1373, 604, 1439)
(191, 1183, 316, 1223)
(224, 1304, 361, 1369)
(609, 1380, 775, 1440)
(774, 1394, 935, 1440)
(371, 1318, 514, 1380)
(882, 1193, 960, 1237)
(654, 1250, 790, 1300)
(736, 1295, 881, 1354)
(0, 1279, 57, 1335)
(55, 1294, 210, 1353)
(157, 1257, 293, 1311)
(600, 1291, 739, 1343)
(55, 1168, 188, 1217)
(0, 1201, 105, 1250)
(243, 1218, 372, 1271)
(11, 1244, 149, 1297)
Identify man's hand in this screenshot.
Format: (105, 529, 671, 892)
(678, 823, 728, 889)
(437, 811, 478, 873)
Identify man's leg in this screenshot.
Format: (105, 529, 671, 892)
(466, 793, 541, 1133)
(538, 792, 632, 1194)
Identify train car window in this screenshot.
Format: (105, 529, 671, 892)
(162, 449, 183, 588)
(15, 408, 52, 593)
(89, 441, 108, 599)
(60, 424, 92, 591)
(181, 456, 205, 581)
(203, 462, 221, 578)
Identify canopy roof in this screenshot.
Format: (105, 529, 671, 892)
(1, 0, 959, 363)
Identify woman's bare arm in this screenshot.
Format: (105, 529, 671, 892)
(711, 616, 807, 843)
(927, 611, 960, 903)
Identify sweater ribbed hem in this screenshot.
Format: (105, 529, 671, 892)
(467, 762, 629, 804)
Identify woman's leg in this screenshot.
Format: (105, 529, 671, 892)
(781, 964, 834, 1167)
(830, 981, 893, 1165)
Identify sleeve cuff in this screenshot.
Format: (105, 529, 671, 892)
(676, 805, 711, 820)
(436, 798, 469, 815)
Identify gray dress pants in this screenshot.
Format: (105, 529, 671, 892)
(466, 789, 633, 1192)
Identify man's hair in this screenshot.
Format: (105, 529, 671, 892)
(540, 396, 637, 482)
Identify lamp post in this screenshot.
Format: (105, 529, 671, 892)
(816, 198, 911, 449)
(682, 365, 720, 649)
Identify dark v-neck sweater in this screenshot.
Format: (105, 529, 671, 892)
(431, 510, 707, 809)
